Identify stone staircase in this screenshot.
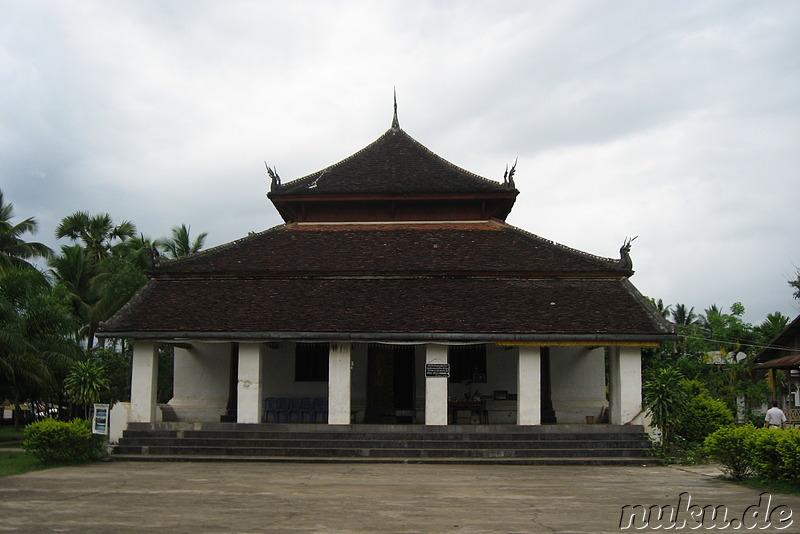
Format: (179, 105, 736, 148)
(113, 423, 652, 465)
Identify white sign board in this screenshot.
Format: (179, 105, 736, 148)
(92, 404, 109, 435)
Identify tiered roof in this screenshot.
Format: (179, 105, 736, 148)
(270, 127, 512, 196)
(98, 115, 674, 344)
(267, 126, 518, 223)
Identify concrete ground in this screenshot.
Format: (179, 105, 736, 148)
(1, 462, 798, 533)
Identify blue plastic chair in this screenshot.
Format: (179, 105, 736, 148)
(263, 397, 278, 423)
(276, 397, 290, 423)
(312, 397, 327, 424)
(297, 398, 314, 423)
(288, 398, 303, 423)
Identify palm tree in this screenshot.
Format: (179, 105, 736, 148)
(649, 298, 672, 320)
(0, 189, 52, 272)
(55, 211, 136, 263)
(699, 304, 721, 336)
(158, 224, 208, 259)
(49, 245, 100, 347)
(0, 267, 81, 428)
(64, 359, 110, 418)
(91, 245, 148, 327)
(671, 304, 699, 326)
(757, 312, 790, 344)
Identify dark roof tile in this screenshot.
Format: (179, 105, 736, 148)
(269, 128, 513, 197)
(154, 221, 631, 276)
(100, 277, 673, 339)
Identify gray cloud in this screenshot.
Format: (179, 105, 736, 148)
(1, 0, 798, 326)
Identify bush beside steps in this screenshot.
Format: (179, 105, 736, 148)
(22, 418, 107, 464)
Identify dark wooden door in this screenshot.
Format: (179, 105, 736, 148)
(366, 345, 415, 423)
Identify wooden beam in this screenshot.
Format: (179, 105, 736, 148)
(497, 340, 661, 348)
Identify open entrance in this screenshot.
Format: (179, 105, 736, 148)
(541, 347, 557, 424)
(365, 344, 416, 423)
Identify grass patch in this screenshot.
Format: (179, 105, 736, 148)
(0, 451, 56, 478)
(0, 426, 81, 477)
(0, 425, 25, 444)
(0, 426, 25, 448)
(738, 477, 800, 498)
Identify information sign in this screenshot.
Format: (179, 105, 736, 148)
(425, 363, 450, 378)
(92, 404, 109, 435)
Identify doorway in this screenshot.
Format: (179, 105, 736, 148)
(365, 345, 416, 423)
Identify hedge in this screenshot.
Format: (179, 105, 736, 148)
(22, 418, 106, 464)
(703, 424, 756, 481)
(705, 425, 800, 484)
(674, 394, 734, 443)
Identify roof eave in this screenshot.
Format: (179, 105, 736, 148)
(96, 330, 676, 345)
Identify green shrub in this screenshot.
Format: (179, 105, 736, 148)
(675, 394, 734, 443)
(775, 429, 800, 484)
(683, 379, 708, 398)
(22, 418, 106, 464)
(704, 424, 757, 481)
(643, 366, 688, 443)
(750, 428, 784, 481)
(752, 428, 800, 485)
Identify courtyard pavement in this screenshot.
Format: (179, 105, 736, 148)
(1, 461, 798, 533)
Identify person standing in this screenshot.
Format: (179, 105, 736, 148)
(765, 400, 788, 428)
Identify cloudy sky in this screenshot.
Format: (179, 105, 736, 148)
(1, 1, 798, 326)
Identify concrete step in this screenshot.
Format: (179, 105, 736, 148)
(115, 444, 648, 458)
(122, 430, 648, 442)
(115, 423, 651, 465)
(112, 454, 652, 466)
(122, 423, 648, 439)
(117, 437, 649, 450)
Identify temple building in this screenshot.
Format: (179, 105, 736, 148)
(98, 106, 674, 435)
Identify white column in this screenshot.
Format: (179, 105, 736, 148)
(518, 346, 541, 425)
(328, 343, 352, 425)
(425, 344, 449, 425)
(130, 341, 158, 423)
(237, 343, 263, 424)
(609, 346, 642, 425)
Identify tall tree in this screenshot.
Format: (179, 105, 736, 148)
(698, 304, 721, 337)
(756, 312, 790, 344)
(702, 302, 755, 351)
(64, 359, 110, 418)
(55, 211, 136, 263)
(649, 298, 672, 320)
(671, 303, 699, 326)
(0, 267, 81, 428)
(0, 189, 52, 273)
(49, 245, 99, 346)
(92, 244, 148, 326)
(158, 224, 208, 259)
(53, 213, 144, 349)
(790, 268, 800, 300)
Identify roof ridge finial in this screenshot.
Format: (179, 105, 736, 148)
(391, 87, 400, 130)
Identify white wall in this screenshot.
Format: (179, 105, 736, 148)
(261, 342, 330, 399)
(160, 341, 623, 426)
(609, 346, 642, 425)
(169, 343, 231, 421)
(350, 344, 368, 422)
(424, 344, 448, 425)
(549, 346, 608, 423)
(130, 341, 158, 422)
(237, 343, 263, 424)
(328, 343, 352, 424)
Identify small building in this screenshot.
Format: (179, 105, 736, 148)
(755, 314, 800, 410)
(98, 107, 674, 432)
